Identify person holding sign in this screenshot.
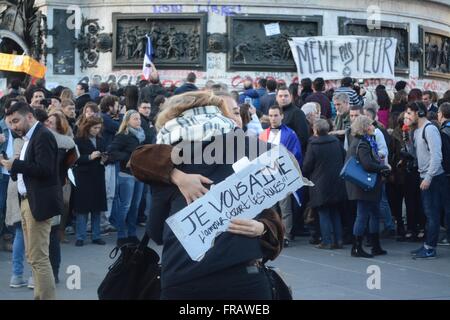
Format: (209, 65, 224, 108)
(145, 91, 284, 299)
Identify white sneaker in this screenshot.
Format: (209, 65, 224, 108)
(10, 275, 27, 288)
(27, 276, 34, 289)
(438, 237, 450, 246)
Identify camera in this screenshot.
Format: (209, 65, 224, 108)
(244, 97, 252, 105)
(39, 98, 51, 109)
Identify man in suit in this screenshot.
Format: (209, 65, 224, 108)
(0, 102, 63, 299)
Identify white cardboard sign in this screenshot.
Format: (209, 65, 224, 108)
(264, 23, 281, 36)
(166, 146, 307, 261)
(288, 36, 397, 80)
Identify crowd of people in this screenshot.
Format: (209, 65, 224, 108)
(0, 66, 449, 299)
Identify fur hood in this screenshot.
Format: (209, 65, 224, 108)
(50, 129, 76, 150)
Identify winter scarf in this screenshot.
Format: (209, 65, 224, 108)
(156, 105, 236, 145)
(128, 126, 146, 143)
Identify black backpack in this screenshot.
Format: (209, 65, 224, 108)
(422, 122, 450, 175)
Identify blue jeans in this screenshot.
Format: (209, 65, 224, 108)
(12, 223, 25, 276)
(421, 174, 449, 247)
(318, 205, 343, 245)
(76, 212, 101, 241)
(0, 174, 9, 235)
(143, 184, 152, 218)
(353, 200, 380, 236)
(109, 162, 121, 226)
(380, 183, 395, 230)
(114, 174, 144, 239)
(446, 177, 450, 239)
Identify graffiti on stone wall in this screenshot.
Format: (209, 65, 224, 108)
(78, 71, 449, 95)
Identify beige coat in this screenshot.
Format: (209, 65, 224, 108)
(5, 138, 24, 227)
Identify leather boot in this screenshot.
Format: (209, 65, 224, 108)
(370, 233, 387, 256)
(351, 236, 373, 258)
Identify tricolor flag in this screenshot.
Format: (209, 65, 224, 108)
(142, 35, 154, 80)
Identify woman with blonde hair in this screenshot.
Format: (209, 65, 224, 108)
(144, 90, 284, 299)
(60, 88, 74, 101)
(109, 110, 152, 247)
(345, 115, 391, 258)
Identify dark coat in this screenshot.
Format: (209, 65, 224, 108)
(75, 94, 92, 115)
(138, 84, 168, 106)
(280, 103, 310, 152)
(10, 123, 63, 221)
(345, 137, 388, 202)
(239, 89, 261, 109)
(173, 83, 198, 95)
(139, 114, 157, 144)
(100, 112, 121, 148)
(72, 137, 107, 213)
(303, 135, 347, 208)
(304, 92, 332, 119)
(259, 92, 276, 115)
(147, 131, 281, 290)
(108, 130, 151, 175)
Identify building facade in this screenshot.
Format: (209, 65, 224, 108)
(1, 0, 449, 93)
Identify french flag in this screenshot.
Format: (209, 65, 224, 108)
(142, 35, 154, 80)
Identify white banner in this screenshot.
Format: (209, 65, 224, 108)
(288, 36, 397, 80)
(166, 146, 310, 261)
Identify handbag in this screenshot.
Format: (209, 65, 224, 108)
(64, 146, 80, 169)
(97, 233, 161, 300)
(340, 143, 377, 191)
(261, 258, 293, 300)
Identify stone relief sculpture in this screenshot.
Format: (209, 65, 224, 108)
(229, 18, 320, 69)
(115, 19, 202, 66)
(340, 20, 409, 70)
(424, 33, 449, 73)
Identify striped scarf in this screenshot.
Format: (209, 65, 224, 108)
(156, 105, 236, 145)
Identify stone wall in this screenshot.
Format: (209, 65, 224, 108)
(37, 0, 450, 94)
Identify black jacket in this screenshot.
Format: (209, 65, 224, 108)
(139, 114, 157, 144)
(108, 131, 152, 175)
(259, 92, 276, 115)
(139, 84, 168, 106)
(280, 103, 310, 151)
(303, 135, 347, 208)
(10, 123, 63, 221)
(174, 83, 198, 95)
(345, 137, 389, 202)
(148, 131, 273, 289)
(73, 137, 107, 213)
(75, 93, 92, 115)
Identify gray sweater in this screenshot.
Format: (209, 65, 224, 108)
(413, 120, 444, 182)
